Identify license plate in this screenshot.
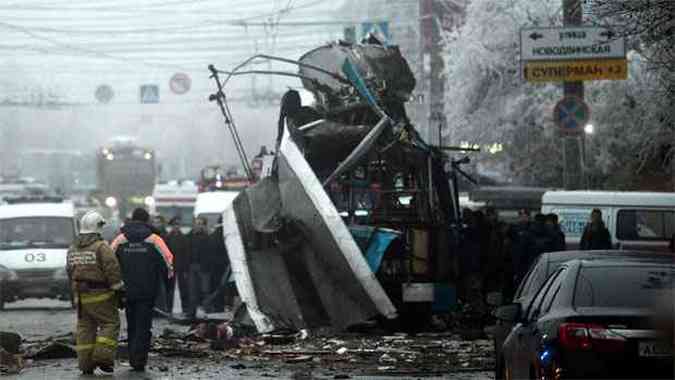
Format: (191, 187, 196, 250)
(639, 341, 673, 357)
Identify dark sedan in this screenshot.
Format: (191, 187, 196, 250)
(492, 250, 673, 380)
(498, 258, 674, 380)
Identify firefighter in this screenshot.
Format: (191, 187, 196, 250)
(112, 208, 173, 372)
(66, 210, 124, 375)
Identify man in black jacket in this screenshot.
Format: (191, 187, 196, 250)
(165, 217, 189, 315)
(112, 208, 173, 372)
(580, 208, 612, 250)
(186, 217, 210, 318)
(205, 217, 228, 313)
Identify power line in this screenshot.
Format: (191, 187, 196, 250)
(0, 21, 196, 71)
(0, 0, 335, 23)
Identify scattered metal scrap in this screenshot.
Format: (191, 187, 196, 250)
(151, 324, 494, 376)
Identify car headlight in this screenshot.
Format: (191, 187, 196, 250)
(53, 267, 68, 280)
(105, 196, 117, 208)
(144, 196, 155, 207)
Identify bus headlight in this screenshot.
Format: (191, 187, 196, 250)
(144, 152, 153, 160)
(105, 196, 117, 208)
(144, 196, 155, 207)
(105, 153, 115, 161)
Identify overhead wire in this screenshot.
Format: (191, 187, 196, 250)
(0, 0, 345, 103)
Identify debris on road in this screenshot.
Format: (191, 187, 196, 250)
(26, 342, 76, 360)
(151, 323, 495, 376)
(0, 346, 23, 375)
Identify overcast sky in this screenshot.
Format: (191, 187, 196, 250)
(0, 0, 347, 104)
(0, 0, 358, 178)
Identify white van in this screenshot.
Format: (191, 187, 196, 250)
(541, 191, 675, 251)
(194, 191, 239, 231)
(0, 199, 77, 309)
(150, 181, 198, 233)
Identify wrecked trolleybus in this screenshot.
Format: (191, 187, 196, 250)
(209, 38, 461, 332)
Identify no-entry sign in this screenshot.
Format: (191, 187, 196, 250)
(554, 96, 590, 134)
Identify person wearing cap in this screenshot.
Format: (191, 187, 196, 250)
(66, 210, 124, 375)
(111, 208, 174, 372)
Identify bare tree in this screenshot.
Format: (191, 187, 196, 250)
(589, 0, 675, 94)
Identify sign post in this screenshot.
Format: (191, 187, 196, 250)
(562, 0, 585, 190)
(519, 0, 626, 189)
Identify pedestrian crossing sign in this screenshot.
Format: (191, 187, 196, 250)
(140, 84, 159, 104)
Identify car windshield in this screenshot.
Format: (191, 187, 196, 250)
(574, 265, 675, 309)
(0, 217, 75, 250)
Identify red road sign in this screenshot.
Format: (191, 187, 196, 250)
(169, 73, 191, 95)
(554, 96, 590, 134)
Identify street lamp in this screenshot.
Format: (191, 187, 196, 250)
(584, 123, 594, 135)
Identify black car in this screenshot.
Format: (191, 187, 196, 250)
(492, 250, 674, 380)
(498, 258, 674, 380)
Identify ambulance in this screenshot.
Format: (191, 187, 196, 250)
(0, 197, 76, 310)
(148, 180, 198, 233)
(541, 190, 675, 251)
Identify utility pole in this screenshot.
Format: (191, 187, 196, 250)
(562, 0, 585, 189)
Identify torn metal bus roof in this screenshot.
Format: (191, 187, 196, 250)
(216, 39, 459, 333)
(223, 123, 397, 334)
(297, 42, 416, 113)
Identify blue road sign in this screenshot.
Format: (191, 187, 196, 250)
(554, 96, 589, 134)
(140, 84, 159, 104)
(361, 21, 389, 44)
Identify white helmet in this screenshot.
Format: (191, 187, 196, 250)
(80, 210, 107, 234)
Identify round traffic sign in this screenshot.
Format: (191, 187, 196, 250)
(169, 73, 191, 95)
(95, 84, 114, 104)
(553, 96, 590, 134)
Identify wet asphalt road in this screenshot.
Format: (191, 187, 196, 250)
(0, 299, 493, 379)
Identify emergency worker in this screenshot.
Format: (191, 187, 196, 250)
(67, 210, 124, 375)
(112, 208, 173, 372)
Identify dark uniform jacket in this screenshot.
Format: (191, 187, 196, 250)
(165, 229, 190, 273)
(187, 228, 210, 268)
(208, 225, 229, 269)
(580, 222, 612, 250)
(112, 222, 174, 301)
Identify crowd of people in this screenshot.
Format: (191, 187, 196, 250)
(457, 207, 612, 314)
(66, 208, 232, 375)
(153, 215, 231, 318)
